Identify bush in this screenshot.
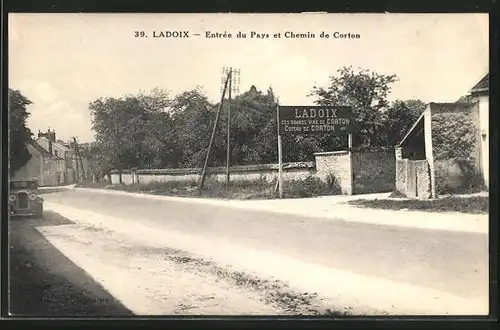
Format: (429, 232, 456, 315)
(435, 160, 485, 195)
(284, 175, 341, 198)
(103, 174, 342, 200)
(389, 190, 407, 199)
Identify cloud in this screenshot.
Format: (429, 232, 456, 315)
(10, 13, 488, 141)
(28, 100, 93, 142)
(18, 79, 61, 104)
(16, 80, 94, 142)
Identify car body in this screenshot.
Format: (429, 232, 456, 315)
(9, 179, 43, 218)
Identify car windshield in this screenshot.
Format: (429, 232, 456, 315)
(10, 181, 37, 190)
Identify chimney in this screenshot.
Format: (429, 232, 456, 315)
(50, 129, 56, 142)
(48, 139, 53, 156)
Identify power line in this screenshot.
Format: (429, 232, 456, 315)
(221, 67, 240, 185)
(222, 67, 240, 96)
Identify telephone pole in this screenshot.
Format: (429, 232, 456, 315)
(222, 67, 240, 184)
(199, 70, 231, 191)
(73, 137, 86, 182)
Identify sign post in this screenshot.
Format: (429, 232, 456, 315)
(276, 105, 352, 198)
(348, 131, 353, 195)
(277, 105, 283, 198)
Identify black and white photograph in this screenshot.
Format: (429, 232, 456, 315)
(7, 13, 490, 317)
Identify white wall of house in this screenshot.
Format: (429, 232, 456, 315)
(477, 94, 489, 187)
(423, 108, 436, 198)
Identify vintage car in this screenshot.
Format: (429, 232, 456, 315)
(9, 179, 44, 218)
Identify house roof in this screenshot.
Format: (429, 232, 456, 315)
(397, 101, 476, 147)
(470, 74, 489, 94)
(396, 109, 427, 147)
(29, 141, 51, 156)
(37, 136, 70, 151)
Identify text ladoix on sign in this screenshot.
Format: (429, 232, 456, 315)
(278, 106, 352, 135)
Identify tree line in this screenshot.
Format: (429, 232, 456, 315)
(9, 66, 427, 181)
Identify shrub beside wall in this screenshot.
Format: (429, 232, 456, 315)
(284, 175, 342, 198)
(108, 150, 396, 196)
(109, 162, 316, 186)
(431, 110, 482, 194)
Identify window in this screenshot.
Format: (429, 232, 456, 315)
(11, 181, 37, 189)
(54, 150, 58, 157)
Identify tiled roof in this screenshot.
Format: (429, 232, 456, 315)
(37, 136, 70, 151)
(29, 141, 51, 156)
(471, 74, 489, 92)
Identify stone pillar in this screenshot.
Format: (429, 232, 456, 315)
(395, 147, 402, 160)
(130, 168, 137, 184)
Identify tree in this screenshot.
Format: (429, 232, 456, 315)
(309, 66, 398, 149)
(170, 88, 215, 167)
(81, 141, 111, 182)
(89, 96, 143, 183)
(9, 89, 33, 176)
(384, 99, 427, 146)
(135, 88, 176, 168)
(215, 85, 281, 165)
(90, 88, 180, 180)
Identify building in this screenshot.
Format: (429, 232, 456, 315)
(12, 129, 92, 186)
(395, 74, 489, 198)
(469, 74, 489, 188)
(36, 129, 77, 184)
(11, 141, 65, 186)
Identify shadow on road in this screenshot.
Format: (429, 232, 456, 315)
(10, 211, 75, 226)
(9, 211, 134, 317)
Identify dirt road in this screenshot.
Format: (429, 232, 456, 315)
(9, 213, 133, 317)
(9, 211, 347, 316)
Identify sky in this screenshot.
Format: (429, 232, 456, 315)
(9, 13, 489, 143)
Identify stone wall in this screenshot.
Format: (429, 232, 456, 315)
(430, 103, 481, 194)
(414, 160, 431, 199)
(395, 159, 431, 199)
(352, 151, 396, 194)
(423, 108, 435, 198)
(395, 159, 407, 194)
(110, 162, 316, 185)
(314, 151, 352, 195)
(109, 150, 396, 196)
(433, 159, 470, 194)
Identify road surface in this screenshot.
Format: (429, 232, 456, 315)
(10, 188, 489, 316)
(9, 213, 133, 317)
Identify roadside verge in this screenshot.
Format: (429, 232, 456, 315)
(71, 187, 488, 234)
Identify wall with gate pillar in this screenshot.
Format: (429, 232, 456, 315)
(396, 159, 431, 199)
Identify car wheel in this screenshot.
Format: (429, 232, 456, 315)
(34, 205, 43, 218)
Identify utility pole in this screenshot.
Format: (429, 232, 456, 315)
(199, 70, 231, 191)
(222, 67, 240, 184)
(73, 137, 86, 182)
